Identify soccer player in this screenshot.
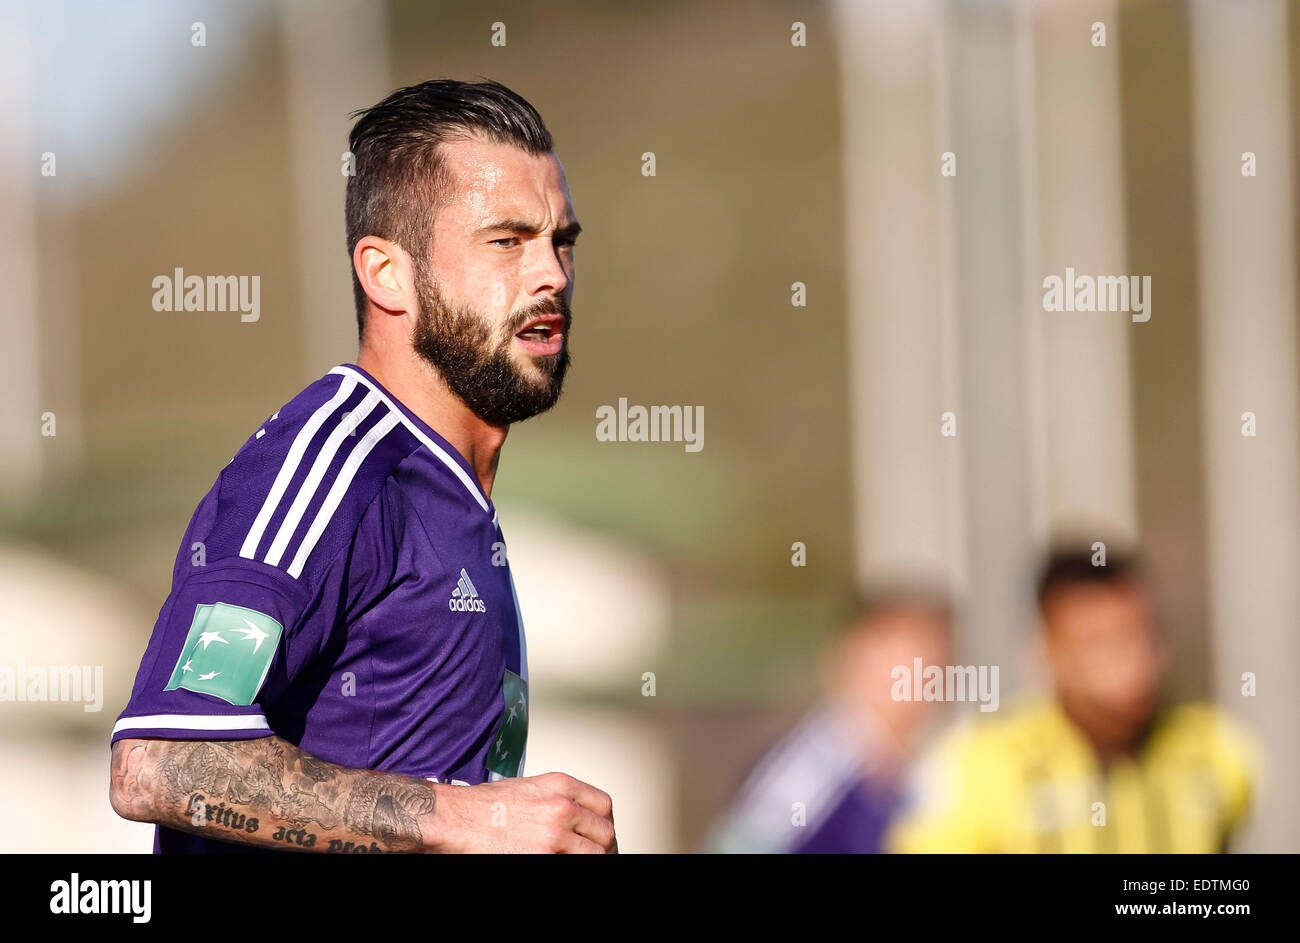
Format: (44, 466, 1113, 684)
(108, 79, 617, 853)
(888, 545, 1257, 853)
(707, 590, 953, 853)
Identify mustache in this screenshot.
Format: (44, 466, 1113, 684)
(504, 297, 571, 335)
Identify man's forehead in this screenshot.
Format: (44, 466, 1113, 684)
(438, 135, 570, 210)
(1046, 581, 1153, 632)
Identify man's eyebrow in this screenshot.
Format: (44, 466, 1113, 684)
(476, 218, 583, 239)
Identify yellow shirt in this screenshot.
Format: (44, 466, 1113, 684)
(888, 698, 1258, 853)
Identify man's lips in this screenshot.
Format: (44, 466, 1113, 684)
(513, 314, 566, 355)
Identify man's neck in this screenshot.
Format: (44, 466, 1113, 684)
(356, 347, 507, 498)
(1057, 696, 1147, 768)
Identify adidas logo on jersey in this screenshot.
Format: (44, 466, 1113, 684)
(448, 568, 487, 613)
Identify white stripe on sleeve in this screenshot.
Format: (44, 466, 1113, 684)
(112, 713, 270, 735)
(241, 375, 358, 559)
(286, 410, 401, 578)
(263, 391, 381, 568)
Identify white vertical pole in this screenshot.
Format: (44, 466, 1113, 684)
(1189, 0, 1300, 852)
(1027, 0, 1138, 544)
(0, 11, 42, 506)
(832, 0, 960, 595)
(279, 0, 393, 374)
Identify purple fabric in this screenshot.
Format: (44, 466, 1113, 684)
(792, 778, 902, 854)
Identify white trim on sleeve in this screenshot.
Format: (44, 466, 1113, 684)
(111, 713, 271, 735)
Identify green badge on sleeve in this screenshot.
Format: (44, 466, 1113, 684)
(165, 602, 284, 706)
(486, 669, 528, 778)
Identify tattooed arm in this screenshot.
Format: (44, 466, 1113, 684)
(109, 736, 438, 853)
(110, 736, 618, 853)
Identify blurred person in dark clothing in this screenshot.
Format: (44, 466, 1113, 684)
(708, 589, 953, 853)
(889, 544, 1258, 853)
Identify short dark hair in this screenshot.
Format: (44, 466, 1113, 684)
(1035, 542, 1145, 614)
(832, 582, 954, 639)
(345, 79, 555, 339)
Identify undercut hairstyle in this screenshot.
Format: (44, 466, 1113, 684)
(345, 78, 555, 339)
(1035, 543, 1146, 615)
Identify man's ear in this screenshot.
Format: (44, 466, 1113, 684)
(353, 236, 414, 315)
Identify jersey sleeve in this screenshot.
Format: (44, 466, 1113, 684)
(110, 559, 317, 742)
(706, 707, 868, 853)
(1211, 713, 1260, 841)
(111, 371, 419, 746)
(1176, 702, 1261, 845)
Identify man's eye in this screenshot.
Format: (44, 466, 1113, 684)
(491, 238, 517, 248)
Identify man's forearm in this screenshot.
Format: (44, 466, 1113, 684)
(110, 736, 439, 853)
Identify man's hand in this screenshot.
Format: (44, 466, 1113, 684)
(429, 772, 617, 853)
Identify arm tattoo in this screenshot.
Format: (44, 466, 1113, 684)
(111, 736, 437, 853)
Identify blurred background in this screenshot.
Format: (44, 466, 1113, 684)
(0, 0, 1297, 852)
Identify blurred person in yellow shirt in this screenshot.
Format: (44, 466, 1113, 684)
(888, 545, 1258, 853)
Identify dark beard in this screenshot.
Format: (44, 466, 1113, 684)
(410, 261, 570, 426)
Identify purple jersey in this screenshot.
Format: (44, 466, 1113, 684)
(707, 704, 902, 854)
(111, 364, 529, 853)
